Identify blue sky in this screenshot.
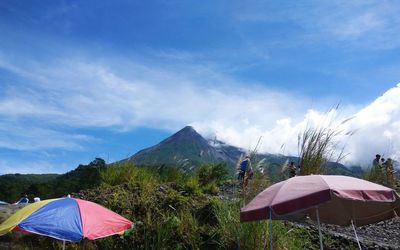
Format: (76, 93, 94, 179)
(1, 0, 400, 173)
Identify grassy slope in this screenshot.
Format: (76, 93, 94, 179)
(0, 163, 358, 249)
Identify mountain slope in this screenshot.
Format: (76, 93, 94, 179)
(123, 126, 232, 170)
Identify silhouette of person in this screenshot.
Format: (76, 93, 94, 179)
(373, 154, 381, 167)
(238, 155, 251, 185)
(288, 162, 296, 178)
(16, 194, 29, 204)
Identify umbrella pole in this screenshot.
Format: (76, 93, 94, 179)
(269, 208, 273, 250)
(351, 219, 362, 250)
(62, 240, 66, 250)
(316, 207, 323, 250)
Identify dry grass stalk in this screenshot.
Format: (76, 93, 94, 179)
(298, 106, 353, 175)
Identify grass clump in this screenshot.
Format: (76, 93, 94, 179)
(298, 107, 353, 175)
(197, 163, 229, 186)
(213, 198, 317, 249)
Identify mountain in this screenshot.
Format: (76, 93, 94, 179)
(122, 126, 233, 170)
(0, 127, 363, 201)
(121, 126, 361, 178)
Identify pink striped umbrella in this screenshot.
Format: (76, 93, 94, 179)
(240, 175, 400, 249)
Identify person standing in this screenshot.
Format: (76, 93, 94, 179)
(373, 154, 381, 167)
(238, 155, 251, 187)
(288, 162, 297, 178)
(371, 154, 385, 185)
(16, 194, 29, 204)
(243, 160, 254, 189)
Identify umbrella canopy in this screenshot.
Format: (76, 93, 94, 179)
(0, 197, 133, 241)
(241, 175, 400, 226)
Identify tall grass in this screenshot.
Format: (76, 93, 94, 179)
(101, 162, 155, 186)
(214, 198, 317, 249)
(298, 106, 353, 175)
(244, 170, 270, 205)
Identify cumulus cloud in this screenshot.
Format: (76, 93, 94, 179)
(199, 84, 400, 168)
(344, 84, 400, 165)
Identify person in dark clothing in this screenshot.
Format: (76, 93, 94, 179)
(16, 194, 29, 204)
(237, 155, 251, 185)
(372, 154, 381, 168)
(288, 162, 297, 178)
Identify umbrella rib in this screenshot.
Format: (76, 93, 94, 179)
(319, 175, 332, 190)
(266, 183, 286, 215)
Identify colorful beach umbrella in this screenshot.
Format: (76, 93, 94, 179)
(0, 197, 133, 242)
(241, 175, 400, 250)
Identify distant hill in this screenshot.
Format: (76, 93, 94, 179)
(0, 174, 59, 202)
(0, 158, 105, 202)
(120, 126, 362, 178)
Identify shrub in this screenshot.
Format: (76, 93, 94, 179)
(197, 163, 229, 186)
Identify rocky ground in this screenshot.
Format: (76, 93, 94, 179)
(290, 218, 400, 250)
(322, 218, 400, 249)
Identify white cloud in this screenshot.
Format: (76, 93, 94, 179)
(196, 84, 400, 168)
(0, 55, 314, 129)
(0, 122, 93, 151)
(234, 1, 400, 49)
(344, 84, 400, 165)
(0, 53, 400, 168)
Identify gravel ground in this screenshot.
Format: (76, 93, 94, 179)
(321, 217, 400, 249)
(289, 219, 400, 249)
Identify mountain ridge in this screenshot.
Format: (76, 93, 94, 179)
(121, 125, 360, 178)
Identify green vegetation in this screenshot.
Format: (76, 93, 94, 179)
(298, 124, 332, 175)
(0, 158, 105, 202)
(197, 163, 229, 186)
(364, 163, 400, 190)
(0, 174, 59, 202)
(0, 160, 360, 249)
